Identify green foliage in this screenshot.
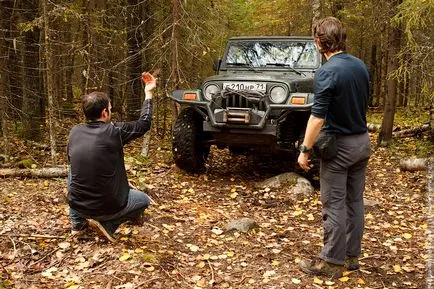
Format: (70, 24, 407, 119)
(388, 137, 434, 159)
(0, 279, 14, 289)
(367, 107, 430, 128)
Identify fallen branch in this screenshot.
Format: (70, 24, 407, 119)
(0, 166, 68, 178)
(393, 124, 430, 138)
(0, 233, 67, 239)
(367, 123, 430, 138)
(400, 157, 433, 172)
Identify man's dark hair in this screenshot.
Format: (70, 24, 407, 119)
(313, 17, 346, 54)
(81, 91, 110, 121)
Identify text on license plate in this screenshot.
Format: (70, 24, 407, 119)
(223, 82, 266, 92)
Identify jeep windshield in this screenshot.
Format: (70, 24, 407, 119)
(224, 39, 320, 70)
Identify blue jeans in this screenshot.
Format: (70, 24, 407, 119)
(68, 172, 150, 234)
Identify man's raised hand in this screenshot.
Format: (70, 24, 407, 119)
(141, 72, 157, 99)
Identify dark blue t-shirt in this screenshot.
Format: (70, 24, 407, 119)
(311, 53, 369, 135)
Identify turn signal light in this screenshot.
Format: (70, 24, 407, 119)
(291, 97, 306, 104)
(184, 93, 197, 100)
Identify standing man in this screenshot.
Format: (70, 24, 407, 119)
(68, 72, 157, 242)
(297, 17, 371, 277)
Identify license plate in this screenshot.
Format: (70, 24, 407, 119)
(223, 82, 266, 92)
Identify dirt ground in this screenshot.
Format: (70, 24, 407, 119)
(0, 134, 430, 289)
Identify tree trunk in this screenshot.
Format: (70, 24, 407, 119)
(0, 3, 9, 161)
(42, 0, 57, 165)
(0, 166, 68, 178)
(169, 0, 182, 130)
(126, 0, 143, 120)
(22, 0, 43, 141)
(430, 100, 434, 142)
(81, 0, 91, 94)
(311, 0, 321, 32)
(369, 44, 378, 106)
(380, 26, 388, 107)
(3, 0, 23, 119)
(378, 9, 401, 146)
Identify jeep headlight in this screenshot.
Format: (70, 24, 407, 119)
(269, 86, 287, 104)
(204, 84, 220, 101)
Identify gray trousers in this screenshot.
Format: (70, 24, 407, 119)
(319, 132, 371, 265)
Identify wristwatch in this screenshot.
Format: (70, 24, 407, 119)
(299, 144, 312, 153)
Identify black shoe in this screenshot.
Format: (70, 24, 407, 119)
(71, 221, 88, 236)
(88, 219, 116, 243)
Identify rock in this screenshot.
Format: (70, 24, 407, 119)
(255, 172, 299, 189)
(290, 177, 314, 197)
(225, 218, 258, 233)
(364, 198, 381, 207)
(256, 172, 314, 200)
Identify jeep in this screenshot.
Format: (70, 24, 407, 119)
(171, 36, 321, 173)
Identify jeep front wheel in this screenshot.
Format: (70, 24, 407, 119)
(172, 108, 210, 173)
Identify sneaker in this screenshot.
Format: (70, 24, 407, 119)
(345, 256, 360, 271)
(299, 258, 344, 278)
(88, 219, 116, 243)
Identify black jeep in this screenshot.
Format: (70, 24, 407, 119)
(171, 36, 321, 173)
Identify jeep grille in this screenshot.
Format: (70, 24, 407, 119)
(217, 89, 267, 111)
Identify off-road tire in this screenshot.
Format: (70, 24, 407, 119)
(172, 108, 210, 173)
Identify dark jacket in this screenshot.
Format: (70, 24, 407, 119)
(67, 100, 152, 217)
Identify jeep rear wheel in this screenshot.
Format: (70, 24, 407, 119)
(172, 108, 210, 173)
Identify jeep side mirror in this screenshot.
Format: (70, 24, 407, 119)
(213, 59, 222, 72)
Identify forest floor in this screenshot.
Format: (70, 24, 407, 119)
(0, 130, 431, 289)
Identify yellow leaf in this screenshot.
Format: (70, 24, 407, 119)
(403, 233, 412, 239)
(338, 276, 349, 282)
(291, 278, 301, 284)
(44, 181, 49, 187)
(325, 280, 335, 285)
(393, 264, 402, 273)
(307, 214, 314, 221)
(421, 223, 428, 229)
(358, 278, 366, 284)
(197, 261, 206, 268)
(119, 252, 131, 261)
(202, 254, 211, 260)
(342, 271, 351, 276)
(271, 260, 280, 266)
(230, 192, 238, 199)
(226, 251, 234, 257)
(313, 276, 323, 284)
(293, 210, 303, 217)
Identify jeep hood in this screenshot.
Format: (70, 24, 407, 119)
(203, 71, 314, 93)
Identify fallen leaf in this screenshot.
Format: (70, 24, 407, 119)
(293, 210, 303, 217)
(313, 276, 323, 284)
(338, 276, 349, 282)
(403, 233, 412, 239)
(393, 264, 402, 273)
(291, 278, 301, 284)
(58, 242, 70, 250)
(119, 252, 131, 261)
